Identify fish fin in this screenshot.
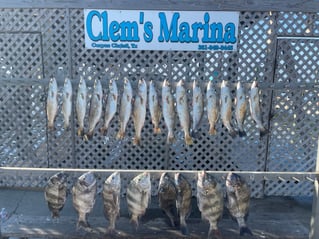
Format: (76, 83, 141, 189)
(133, 137, 141, 146)
(239, 226, 253, 236)
(185, 134, 193, 145)
(153, 127, 161, 134)
(208, 229, 223, 239)
(209, 126, 217, 135)
(180, 224, 189, 235)
(238, 130, 246, 137)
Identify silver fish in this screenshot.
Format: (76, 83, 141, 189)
(206, 81, 219, 135)
(175, 173, 192, 235)
(44, 172, 68, 219)
(133, 79, 147, 146)
(117, 78, 133, 140)
(220, 80, 236, 137)
(62, 77, 72, 129)
(191, 80, 204, 137)
(235, 81, 247, 137)
(76, 76, 87, 136)
(149, 80, 161, 134)
(72, 172, 97, 229)
(103, 172, 121, 234)
(85, 79, 103, 140)
(249, 81, 267, 137)
(100, 79, 118, 135)
(158, 172, 177, 227)
(176, 80, 193, 145)
(197, 171, 223, 239)
(126, 172, 151, 230)
(226, 172, 252, 236)
(162, 80, 175, 144)
(47, 78, 58, 130)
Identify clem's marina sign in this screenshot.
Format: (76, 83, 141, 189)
(84, 10, 239, 51)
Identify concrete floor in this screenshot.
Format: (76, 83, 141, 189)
(0, 188, 313, 239)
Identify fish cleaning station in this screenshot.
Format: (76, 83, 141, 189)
(0, 0, 319, 238)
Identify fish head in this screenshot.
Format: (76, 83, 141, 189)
(134, 172, 151, 191)
(159, 172, 172, 192)
(105, 172, 121, 188)
(177, 79, 184, 87)
(226, 172, 244, 192)
(50, 172, 67, 185)
(174, 173, 187, 190)
(198, 171, 217, 189)
(79, 171, 96, 187)
(236, 81, 242, 89)
(221, 80, 228, 88)
(251, 81, 258, 88)
(49, 78, 58, 89)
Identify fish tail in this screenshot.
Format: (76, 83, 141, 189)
(185, 134, 193, 145)
(166, 132, 175, 144)
(84, 131, 93, 141)
(133, 136, 141, 146)
(51, 211, 60, 219)
(180, 222, 189, 235)
(64, 122, 69, 130)
(99, 126, 107, 135)
(229, 128, 237, 138)
(208, 228, 223, 239)
(77, 127, 83, 136)
(116, 130, 125, 140)
(130, 215, 139, 231)
(77, 220, 89, 229)
(48, 122, 55, 131)
(238, 130, 247, 137)
(239, 226, 253, 236)
(259, 127, 268, 138)
(209, 126, 217, 135)
(153, 127, 161, 134)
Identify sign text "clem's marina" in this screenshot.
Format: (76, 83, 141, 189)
(84, 10, 239, 51)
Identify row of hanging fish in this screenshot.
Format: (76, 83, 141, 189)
(46, 77, 267, 145)
(44, 171, 251, 238)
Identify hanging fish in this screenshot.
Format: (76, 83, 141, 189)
(249, 81, 267, 137)
(44, 172, 68, 219)
(133, 79, 147, 145)
(117, 78, 133, 140)
(206, 80, 219, 135)
(220, 80, 237, 137)
(162, 79, 175, 144)
(149, 80, 161, 134)
(225, 172, 252, 236)
(175, 80, 193, 145)
(62, 77, 72, 130)
(174, 173, 192, 235)
(102, 172, 121, 234)
(76, 76, 87, 136)
(47, 78, 58, 130)
(197, 171, 223, 239)
(85, 79, 103, 140)
(235, 81, 247, 137)
(126, 172, 151, 230)
(100, 79, 118, 135)
(191, 80, 204, 137)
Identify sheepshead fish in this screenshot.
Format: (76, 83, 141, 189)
(117, 78, 133, 139)
(100, 79, 118, 135)
(76, 76, 87, 136)
(235, 81, 247, 137)
(174, 173, 192, 235)
(197, 171, 223, 239)
(249, 81, 267, 137)
(85, 79, 103, 140)
(44, 172, 68, 219)
(133, 79, 147, 145)
(191, 80, 204, 137)
(158, 172, 177, 227)
(220, 80, 236, 137)
(47, 78, 58, 130)
(72, 172, 97, 229)
(176, 80, 193, 145)
(206, 81, 219, 135)
(62, 77, 72, 129)
(103, 172, 121, 234)
(126, 172, 151, 230)
(162, 80, 175, 144)
(149, 80, 161, 134)
(226, 172, 252, 236)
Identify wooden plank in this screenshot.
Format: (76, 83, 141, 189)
(0, 0, 318, 12)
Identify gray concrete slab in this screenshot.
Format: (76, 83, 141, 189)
(0, 189, 313, 239)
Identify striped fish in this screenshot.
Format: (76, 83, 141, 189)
(197, 171, 223, 239)
(226, 172, 252, 236)
(103, 172, 121, 234)
(72, 172, 97, 229)
(158, 172, 177, 227)
(175, 173, 192, 235)
(44, 172, 68, 219)
(126, 172, 151, 230)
